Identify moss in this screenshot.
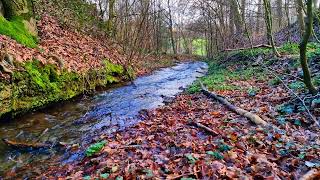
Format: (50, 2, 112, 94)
(188, 53, 266, 94)
(0, 16, 37, 48)
(0, 60, 126, 119)
(104, 60, 124, 83)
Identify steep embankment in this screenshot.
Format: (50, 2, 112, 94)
(0, 11, 194, 120)
(0, 14, 131, 119)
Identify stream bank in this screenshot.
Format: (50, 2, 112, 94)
(0, 59, 128, 120)
(0, 61, 208, 178)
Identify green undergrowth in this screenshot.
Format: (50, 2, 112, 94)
(0, 60, 126, 119)
(0, 16, 37, 48)
(188, 60, 264, 93)
(188, 42, 320, 94)
(86, 141, 107, 157)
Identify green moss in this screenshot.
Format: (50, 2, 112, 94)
(103, 60, 124, 82)
(0, 60, 126, 119)
(85, 141, 107, 157)
(0, 16, 37, 48)
(188, 60, 264, 93)
(279, 42, 300, 55)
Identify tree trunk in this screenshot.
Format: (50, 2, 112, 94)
(277, 0, 283, 29)
(241, 0, 246, 24)
(285, 0, 291, 42)
(300, 0, 318, 95)
(229, 4, 235, 35)
(263, 0, 280, 57)
(167, 0, 177, 55)
(314, 0, 319, 8)
(296, 0, 305, 36)
(106, 0, 116, 37)
(256, 0, 262, 34)
(1, 0, 37, 36)
(0, 1, 4, 16)
(230, 0, 243, 34)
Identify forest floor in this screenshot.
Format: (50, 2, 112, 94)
(39, 44, 320, 179)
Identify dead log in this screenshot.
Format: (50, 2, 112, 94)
(223, 44, 274, 52)
(200, 82, 267, 126)
(2, 138, 51, 149)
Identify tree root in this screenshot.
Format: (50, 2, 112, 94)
(200, 82, 267, 126)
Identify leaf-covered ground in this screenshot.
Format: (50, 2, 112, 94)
(40, 49, 320, 179)
(1, 14, 192, 78)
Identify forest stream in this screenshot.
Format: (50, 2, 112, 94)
(0, 62, 208, 177)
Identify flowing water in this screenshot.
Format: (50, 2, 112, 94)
(0, 62, 208, 177)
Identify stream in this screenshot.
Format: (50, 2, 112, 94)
(0, 62, 208, 177)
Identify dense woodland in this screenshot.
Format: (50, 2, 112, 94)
(0, 0, 320, 179)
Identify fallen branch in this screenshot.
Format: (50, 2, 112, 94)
(2, 138, 51, 149)
(189, 121, 219, 135)
(223, 44, 274, 52)
(200, 82, 267, 126)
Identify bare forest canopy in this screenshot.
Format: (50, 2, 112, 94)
(85, 0, 320, 57)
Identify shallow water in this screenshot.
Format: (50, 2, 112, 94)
(0, 62, 208, 177)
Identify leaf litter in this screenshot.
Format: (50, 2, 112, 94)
(42, 80, 320, 179)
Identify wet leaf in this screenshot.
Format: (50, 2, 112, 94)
(305, 161, 320, 168)
(218, 144, 231, 152)
(185, 154, 197, 164)
(207, 151, 224, 160)
(100, 173, 110, 179)
(85, 141, 107, 157)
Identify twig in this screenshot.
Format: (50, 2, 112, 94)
(189, 121, 219, 135)
(263, 65, 320, 128)
(37, 128, 49, 142)
(120, 145, 142, 149)
(168, 170, 200, 180)
(223, 44, 274, 52)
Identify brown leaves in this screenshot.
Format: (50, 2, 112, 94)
(2, 15, 127, 74)
(42, 77, 320, 179)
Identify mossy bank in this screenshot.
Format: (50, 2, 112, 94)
(0, 60, 128, 120)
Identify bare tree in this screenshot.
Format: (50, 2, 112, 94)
(300, 0, 318, 94)
(263, 0, 280, 57)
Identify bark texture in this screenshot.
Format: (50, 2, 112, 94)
(300, 0, 318, 95)
(106, 0, 116, 37)
(0, 0, 4, 16)
(230, 0, 243, 34)
(296, 0, 305, 35)
(263, 0, 280, 57)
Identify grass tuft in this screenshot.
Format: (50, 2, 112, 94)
(0, 16, 37, 48)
